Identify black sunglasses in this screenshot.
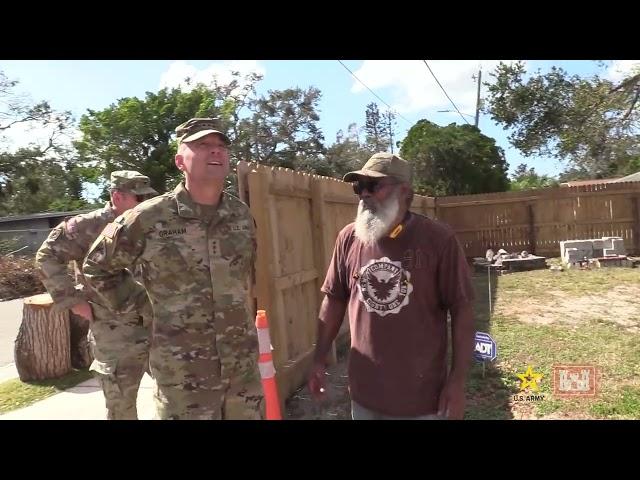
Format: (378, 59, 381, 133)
(352, 179, 399, 195)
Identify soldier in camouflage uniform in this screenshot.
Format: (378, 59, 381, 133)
(83, 118, 263, 420)
(35, 171, 158, 420)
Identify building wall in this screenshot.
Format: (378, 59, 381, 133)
(0, 217, 67, 255)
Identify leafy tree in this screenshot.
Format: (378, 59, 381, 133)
(235, 87, 326, 170)
(364, 102, 396, 153)
(0, 149, 94, 215)
(323, 123, 375, 179)
(364, 102, 387, 152)
(400, 119, 510, 196)
(484, 61, 640, 178)
(0, 70, 79, 215)
(510, 163, 558, 191)
(74, 83, 237, 195)
(382, 109, 397, 153)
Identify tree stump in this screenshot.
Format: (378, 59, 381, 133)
(14, 293, 72, 381)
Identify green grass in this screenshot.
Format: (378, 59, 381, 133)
(465, 362, 515, 420)
(495, 264, 640, 300)
(590, 387, 640, 418)
(0, 368, 93, 414)
(466, 265, 640, 420)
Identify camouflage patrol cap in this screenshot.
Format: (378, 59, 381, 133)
(343, 152, 412, 183)
(176, 118, 231, 145)
(109, 170, 158, 196)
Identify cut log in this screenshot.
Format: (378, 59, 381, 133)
(14, 293, 71, 381)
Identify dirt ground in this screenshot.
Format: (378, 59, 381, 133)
(285, 345, 352, 420)
(495, 282, 640, 332)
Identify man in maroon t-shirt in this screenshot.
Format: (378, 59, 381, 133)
(308, 152, 475, 419)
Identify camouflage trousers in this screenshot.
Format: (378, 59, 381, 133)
(148, 320, 264, 420)
(88, 304, 150, 420)
(152, 381, 265, 420)
(68, 312, 92, 369)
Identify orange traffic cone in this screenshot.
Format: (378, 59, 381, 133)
(256, 310, 282, 420)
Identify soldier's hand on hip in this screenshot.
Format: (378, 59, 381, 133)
(71, 300, 94, 322)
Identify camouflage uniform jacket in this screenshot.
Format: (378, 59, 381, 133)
(83, 182, 259, 393)
(35, 202, 139, 312)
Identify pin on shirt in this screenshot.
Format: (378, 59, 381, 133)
(389, 224, 403, 239)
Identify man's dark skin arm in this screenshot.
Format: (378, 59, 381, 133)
(307, 295, 347, 399)
(437, 301, 475, 419)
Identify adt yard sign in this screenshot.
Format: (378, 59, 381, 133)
(474, 332, 497, 362)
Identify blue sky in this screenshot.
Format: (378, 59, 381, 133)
(1, 59, 638, 183)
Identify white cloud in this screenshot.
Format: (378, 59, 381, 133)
(605, 60, 640, 83)
(158, 60, 266, 93)
(349, 60, 526, 116)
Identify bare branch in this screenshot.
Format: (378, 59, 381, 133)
(621, 87, 640, 122)
(609, 73, 640, 93)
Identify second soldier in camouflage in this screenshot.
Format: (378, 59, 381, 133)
(35, 171, 158, 419)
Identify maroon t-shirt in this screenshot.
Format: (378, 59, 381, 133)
(321, 212, 474, 416)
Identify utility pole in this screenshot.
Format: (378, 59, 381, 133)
(474, 68, 482, 128)
(388, 111, 394, 153)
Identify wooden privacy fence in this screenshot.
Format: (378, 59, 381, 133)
(236, 161, 432, 401)
(435, 182, 640, 258)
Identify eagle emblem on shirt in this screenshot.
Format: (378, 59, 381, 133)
(356, 257, 413, 316)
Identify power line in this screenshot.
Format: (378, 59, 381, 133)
(422, 60, 471, 125)
(337, 60, 413, 125)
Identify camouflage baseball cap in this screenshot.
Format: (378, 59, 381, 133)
(175, 118, 231, 145)
(109, 170, 158, 196)
(343, 152, 412, 183)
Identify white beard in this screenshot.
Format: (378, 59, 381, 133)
(354, 193, 402, 246)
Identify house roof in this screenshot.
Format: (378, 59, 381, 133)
(559, 178, 622, 187)
(0, 209, 92, 224)
(611, 171, 640, 183)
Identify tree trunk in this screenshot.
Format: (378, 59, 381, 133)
(14, 293, 72, 381)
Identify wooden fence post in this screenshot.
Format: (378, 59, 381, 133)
(528, 203, 536, 255)
(633, 196, 640, 255)
(309, 177, 337, 365)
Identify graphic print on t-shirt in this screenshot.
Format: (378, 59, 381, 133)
(356, 256, 413, 316)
